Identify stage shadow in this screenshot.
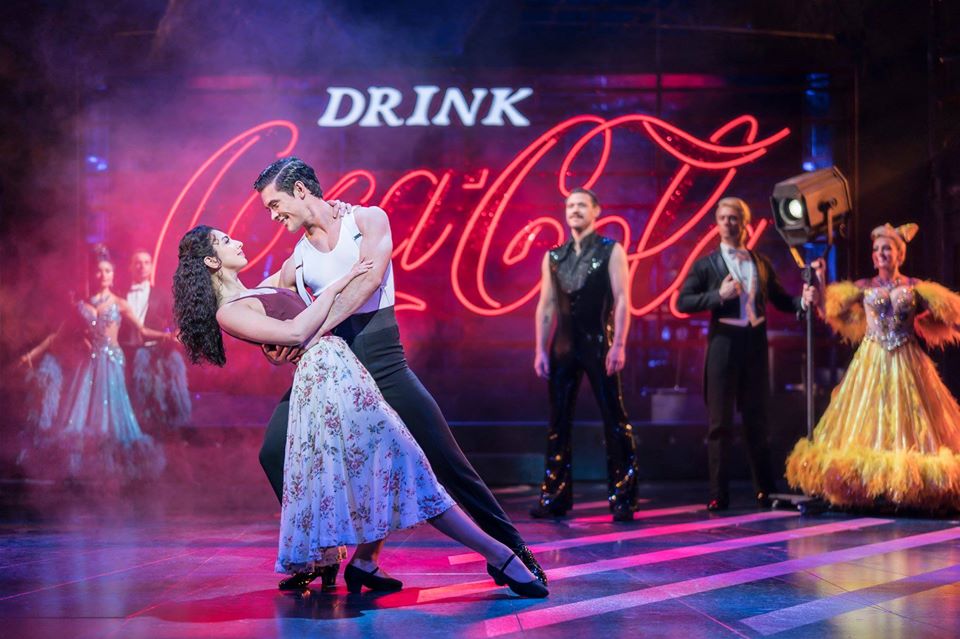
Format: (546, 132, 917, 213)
(141, 585, 518, 624)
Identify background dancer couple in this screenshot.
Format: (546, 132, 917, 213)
(172, 157, 547, 598)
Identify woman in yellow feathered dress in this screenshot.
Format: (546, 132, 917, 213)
(786, 222, 960, 510)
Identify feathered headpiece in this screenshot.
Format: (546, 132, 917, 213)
(92, 243, 113, 265)
(870, 222, 918, 257)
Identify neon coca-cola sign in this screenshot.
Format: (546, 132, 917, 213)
(316, 86, 534, 127)
(153, 113, 789, 319)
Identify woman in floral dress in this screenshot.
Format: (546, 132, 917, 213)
(173, 225, 546, 597)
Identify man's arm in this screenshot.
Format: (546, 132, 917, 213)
(317, 206, 393, 335)
(764, 257, 803, 313)
(605, 243, 630, 376)
(676, 261, 726, 313)
(534, 253, 557, 378)
(118, 298, 171, 342)
(257, 256, 297, 291)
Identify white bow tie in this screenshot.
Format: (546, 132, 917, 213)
(726, 248, 751, 261)
(130, 283, 149, 292)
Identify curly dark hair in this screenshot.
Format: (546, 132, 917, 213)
(173, 225, 226, 366)
(253, 156, 323, 198)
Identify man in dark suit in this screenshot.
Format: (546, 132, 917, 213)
(119, 250, 191, 431)
(677, 197, 816, 510)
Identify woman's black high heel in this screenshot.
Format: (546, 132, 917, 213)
(487, 554, 549, 598)
(277, 562, 340, 591)
(319, 563, 339, 590)
(343, 563, 403, 594)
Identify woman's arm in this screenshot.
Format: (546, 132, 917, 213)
(914, 280, 960, 348)
(19, 326, 62, 368)
(823, 281, 866, 344)
(217, 259, 374, 346)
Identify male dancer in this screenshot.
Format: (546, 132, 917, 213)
(119, 249, 191, 431)
(676, 197, 816, 510)
(255, 157, 545, 590)
(532, 188, 639, 522)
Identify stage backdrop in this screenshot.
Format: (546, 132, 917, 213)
(81, 70, 820, 422)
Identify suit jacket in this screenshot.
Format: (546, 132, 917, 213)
(119, 285, 173, 349)
(677, 247, 802, 403)
(676, 247, 801, 330)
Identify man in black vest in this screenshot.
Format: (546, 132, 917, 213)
(532, 187, 639, 522)
(677, 197, 816, 510)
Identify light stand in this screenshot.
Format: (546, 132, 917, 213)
(768, 247, 829, 514)
(768, 172, 851, 514)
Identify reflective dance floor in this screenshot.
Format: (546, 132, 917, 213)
(2, 482, 959, 638)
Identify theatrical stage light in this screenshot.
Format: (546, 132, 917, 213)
(767, 165, 854, 513)
(770, 166, 851, 247)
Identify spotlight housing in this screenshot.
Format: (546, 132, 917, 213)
(770, 166, 851, 247)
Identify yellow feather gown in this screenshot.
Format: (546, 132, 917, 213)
(785, 279, 960, 510)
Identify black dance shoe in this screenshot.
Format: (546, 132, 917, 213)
(487, 554, 549, 598)
(756, 491, 773, 509)
(278, 569, 320, 591)
(707, 498, 729, 512)
(343, 563, 403, 594)
(612, 506, 635, 523)
(529, 504, 568, 519)
(319, 563, 339, 590)
(278, 563, 340, 591)
(513, 544, 548, 586)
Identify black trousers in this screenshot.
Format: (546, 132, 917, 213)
(259, 307, 524, 549)
(704, 322, 778, 501)
(539, 340, 639, 512)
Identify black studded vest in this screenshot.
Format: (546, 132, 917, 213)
(549, 232, 616, 351)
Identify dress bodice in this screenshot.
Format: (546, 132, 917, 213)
(220, 288, 309, 345)
(80, 300, 122, 343)
(863, 281, 918, 351)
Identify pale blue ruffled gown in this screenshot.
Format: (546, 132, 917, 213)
(59, 300, 165, 479)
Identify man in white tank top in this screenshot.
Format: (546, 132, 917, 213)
(252, 157, 546, 592)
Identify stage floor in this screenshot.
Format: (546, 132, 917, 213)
(2, 482, 959, 639)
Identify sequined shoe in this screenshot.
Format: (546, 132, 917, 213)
(512, 544, 548, 586)
(529, 504, 568, 519)
(707, 498, 729, 512)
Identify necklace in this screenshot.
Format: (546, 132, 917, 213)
(873, 275, 902, 288)
(91, 292, 110, 306)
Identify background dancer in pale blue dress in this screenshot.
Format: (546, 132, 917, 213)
(57, 249, 168, 480)
(173, 226, 547, 597)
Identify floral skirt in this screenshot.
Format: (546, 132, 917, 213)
(276, 336, 455, 574)
(786, 338, 960, 510)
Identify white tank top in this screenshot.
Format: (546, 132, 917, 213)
(293, 206, 395, 314)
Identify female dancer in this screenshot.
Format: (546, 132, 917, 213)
(173, 226, 547, 597)
(58, 249, 168, 479)
(786, 223, 960, 510)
